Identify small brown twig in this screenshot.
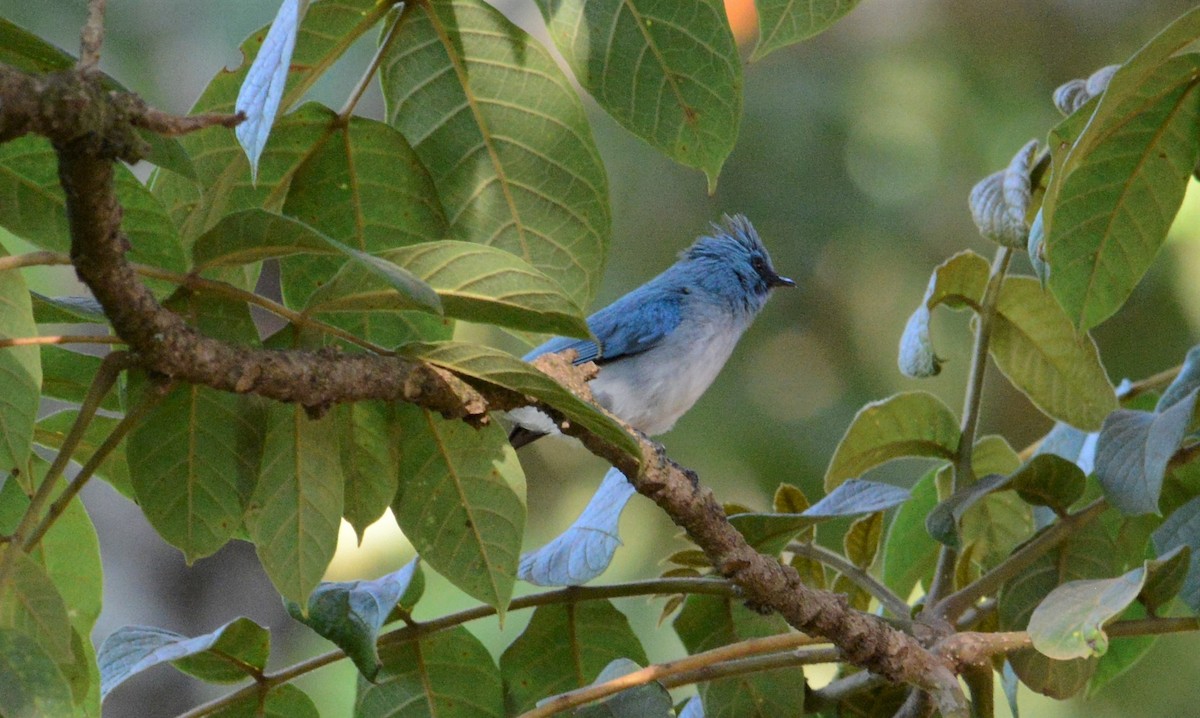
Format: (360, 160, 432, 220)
(78, 0, 108, 71)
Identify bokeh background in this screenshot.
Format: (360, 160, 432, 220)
(3, 0, 1200, 715)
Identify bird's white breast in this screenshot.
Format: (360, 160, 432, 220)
(589, 306, 751, 436)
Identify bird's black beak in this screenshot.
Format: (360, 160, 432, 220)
(769, 273, 796, 288)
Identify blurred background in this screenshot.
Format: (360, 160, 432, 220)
(3, 0, 1200, 715)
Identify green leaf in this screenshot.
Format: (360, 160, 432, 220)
(38, 347, 121, 412)
(392, 406, 524, 613)
(30, 480, 103, 635)
(673, 594, 804, 715)
(245, 401, 343, 606)
(0, 243, 40, 474)
(990, 276, 1117, 430)
(310, 240, 588, 337)
(30, 294, 107, 325)
(824, 391, 959, 491)
(356, 625, 503, 718)
(500, 600, 648, 713)
(0, 545, 74, 664)
(381, 0, 611, 309)
(211, 685, 319, 718)
(844, 511, 884, 569)
(519, 469, 636, 586)
(574, 659, 673, 718)
(535, 0, 741, 188)
(1095, 389, 1198, 515)
(152, 0, 394, 239)
(752, 0, 862, 60)
(0, 627, 72, 718)
(960, 489, 1034, 573)
(338, 402, 402, 544)
(727, 513, 819, 556)
(926, 473, 1011, 548)
(0, 137, 186, 275)
(97, 618, 269, 697)
(1087, 603, 1155, 698)
(898, 250, 990, 378)
(35, 410, 133, 500)
(286, 559, 420, 681)
(1028, 563, 1149, 660)
(1045, 55, 1200, 329)
(998, 521, 1113, 698)
(127, 374, 263, 563)
(1011, 454, 1087, 513)
(883, 470, 939, 597)
(399, 342, 637, 461)
(191, 208, 443, 314)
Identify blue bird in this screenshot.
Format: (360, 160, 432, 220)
(509, 214, 794, 447)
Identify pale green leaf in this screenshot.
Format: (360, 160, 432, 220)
(380, 0, 611, 308)
(1028, 564, 1148, 660)
(0, 545, 73, 664)
(0, 627, 72, 718)
(0, 244, 40, 473)
(991, 277, 1117, 430)
(824, 391, 959, 491)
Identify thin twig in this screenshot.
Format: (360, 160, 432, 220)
(175, 577, 739, 718)
(0, 251, 73, 272)
(0, 351, 125, 589)
(0, 335, 124, 349)
(78, 0, 108, 71)
(25, 378, 172, 548)
(520, 633, 829, 718)
(788, 541, 910, 618)
(926, 247, 1013, 607)
(131, 108, 245, 137)
(935, 499, 1107, 620)
(338, 7, 406, 120)
(805, 671, 889, 713)
(661, 645, 842, 688)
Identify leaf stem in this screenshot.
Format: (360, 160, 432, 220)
(788, 541, 910, 618)
(24, 378, 172, 548)
(0, 351, 125, 590)
(926, 247, 1013, 607)
(337, 4, 406, 120)
(0, 251, 73, 272)
(0, 334, 123, 348)
(174, 577, 738, 718)
(521, 633, 831, 718)
(935, 498, 1107, 620)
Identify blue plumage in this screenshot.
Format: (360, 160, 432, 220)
(509, 214, 793, 446)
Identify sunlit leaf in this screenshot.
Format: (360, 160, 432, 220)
(898, 250, 989, 378)
(824, 392, 959, 491)
(380, 0, 610, 308)
(1045, 55, 1200, 329)
(990, 277, 1117, 430)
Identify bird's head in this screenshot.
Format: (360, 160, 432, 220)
(681, 214, 794, 313)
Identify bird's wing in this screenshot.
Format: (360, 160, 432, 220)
(523, 286, 684, 365)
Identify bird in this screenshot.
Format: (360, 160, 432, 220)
(508, 214, 794, 448)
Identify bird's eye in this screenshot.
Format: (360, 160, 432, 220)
(751, 256, 766, 272)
